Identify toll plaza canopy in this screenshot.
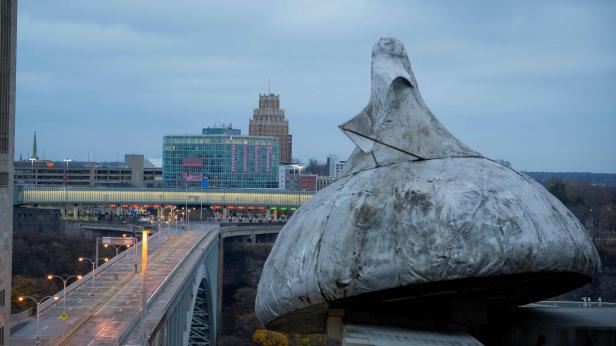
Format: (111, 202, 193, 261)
(13, 185, 314, 208)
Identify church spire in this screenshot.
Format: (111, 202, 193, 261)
(31, 131, 39, 160)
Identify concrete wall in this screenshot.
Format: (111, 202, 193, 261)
(125, 154, 144, 187)
(0, 0, 16, 343)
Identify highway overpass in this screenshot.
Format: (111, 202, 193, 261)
(14, 185, 314, 208)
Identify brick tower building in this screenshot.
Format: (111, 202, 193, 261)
(249, 93, 292, 164)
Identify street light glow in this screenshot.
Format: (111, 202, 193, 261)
(78, 257, 84, 261)
(77, 275, 82, 280)
(53, 296, 59, 300)
(47, 275, 53, 280)
(18, 297, 24, 302)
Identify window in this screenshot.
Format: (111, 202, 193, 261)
(0, 173, 8, 186)
(0, 289, 4, 307)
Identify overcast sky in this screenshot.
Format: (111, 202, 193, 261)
(15, 1, 616, 172)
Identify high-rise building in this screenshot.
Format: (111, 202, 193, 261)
(0, 0, 16, 342)
(163, 127, 280, 189)
(249, 93, 292, 164)
(326, 154, 339, 177)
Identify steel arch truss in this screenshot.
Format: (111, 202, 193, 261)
(188, 278, 212, 345)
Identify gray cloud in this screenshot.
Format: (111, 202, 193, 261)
(15, 0, 616, 172)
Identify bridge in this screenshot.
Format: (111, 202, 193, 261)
(13, 185, 314, 208)
(11, 222, 283, 345)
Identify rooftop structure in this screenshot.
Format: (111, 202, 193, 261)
(202, 124, 241, 136)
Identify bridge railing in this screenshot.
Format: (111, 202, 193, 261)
(529, 300, 616, 308)
(10, 307, 34, 327)
(14, 184, 314, 207)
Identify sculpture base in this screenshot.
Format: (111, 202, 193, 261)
(266, 271, 591, 334)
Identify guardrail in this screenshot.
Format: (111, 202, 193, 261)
(10, 307, 34, 326)
(528, 300, 616, 308)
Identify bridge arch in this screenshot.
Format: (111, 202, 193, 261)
(188, 276, 214, 345)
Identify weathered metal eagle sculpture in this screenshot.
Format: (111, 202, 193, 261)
(256, 38, 600, 333)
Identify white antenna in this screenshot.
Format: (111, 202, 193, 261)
(268, 78, 271, 94)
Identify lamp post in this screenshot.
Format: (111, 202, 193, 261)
(185, 181, 190, 230)
(47, 274, 82, 316)
(140, 229, 149, 345)
(78, 257, 108, 296)
(28, 157, 36, 185)
(133, 225, 140, 273)
(63, 157, 72, 233)
(103, 243, 123, 257)
(18, 295, 59, 345)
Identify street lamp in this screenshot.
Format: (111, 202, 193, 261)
(140, 230, 150, 345)
(63, 157, 72, 233)
(78, 257, 108, 296)
(47, 274, 82, 316)
(28, 157, 37, 185)
(18, 295, 59, 345)
(103, 243, 124, 257)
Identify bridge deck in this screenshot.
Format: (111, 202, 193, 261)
(11, 224, 216, 345)
(123, 227, 218, 345)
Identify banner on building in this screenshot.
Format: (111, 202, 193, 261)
(231, 144, 237, 173)
(266, 145, 272, 173)
(201, 173, 210, 188)
(182, 157, 203, 167)
(243, 143, 249, 173)
(255, 145, 260, 173)
(182, 172, 202, 182)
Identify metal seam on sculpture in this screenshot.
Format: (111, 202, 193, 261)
(340, 127, 426, 160)
(313, 182, 347, 303)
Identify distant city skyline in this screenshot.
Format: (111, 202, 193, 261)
(15, 1, 616, 172)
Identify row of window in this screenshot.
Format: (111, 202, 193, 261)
(15, 168, 133, 175)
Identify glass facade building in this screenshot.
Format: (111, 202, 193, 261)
(163, 130, 280, 189)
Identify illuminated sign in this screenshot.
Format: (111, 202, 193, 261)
(266, 145, 272, 173)
(231, 144, 237, 172)
(182, 172, 202, 182)
(102, 236, 134, 246)
(243, 144, 249, 173)
(255, 145, 260, 173)
(182, 157, 203, 167)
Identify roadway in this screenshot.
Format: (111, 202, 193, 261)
(11, 223, 217, 346)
